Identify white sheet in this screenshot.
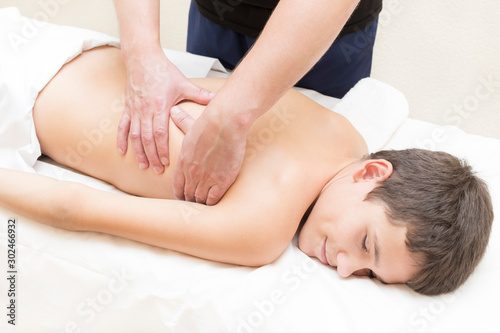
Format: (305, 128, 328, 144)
(0, 8, 499, 333)
(0, 6, 223, 173)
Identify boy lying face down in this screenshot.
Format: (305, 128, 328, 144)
(0, 46, 493, 296)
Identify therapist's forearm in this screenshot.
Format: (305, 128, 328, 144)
(212, 0, 360, 126)
(113, 0, 161, 60)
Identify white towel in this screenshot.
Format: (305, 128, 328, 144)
(333, 78, 409, 152)
(0, 7, 223, 173)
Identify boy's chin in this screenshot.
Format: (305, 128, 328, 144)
(296, 231, 312, 256)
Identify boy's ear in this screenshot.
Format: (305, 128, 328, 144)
(353, 159, 393, 182)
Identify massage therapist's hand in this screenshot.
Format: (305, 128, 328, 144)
(117, 48, 214, 174)
(171, 103, 248, 205)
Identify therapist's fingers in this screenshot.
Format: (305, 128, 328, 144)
(194, 182, 212, 204)
(129, 115, 149, 170)
(182, 81, 215, 106)
(140, 114, 164, 174)
(117, 109, 131, 155)
(173, 168, 186, 201)
(153, 108, 170, 167)
(183, 177, 199, 203)
(206, 185, 224, 206)
(170, 106, 195, 134)
(170, 106, 202, 201)
(173, 149, 200, 202)
(182, 161, 201, 202)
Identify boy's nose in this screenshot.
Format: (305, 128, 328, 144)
(336, 251, 370, 278)
(336, 251, 354, 277)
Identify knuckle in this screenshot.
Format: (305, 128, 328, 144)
(176, 158, 185, 168)
(154, 98, 167, 111)
(173, 181, 184, 193)
(184, 191, 195, 202)
(172, 111, 186, 123)
(134, 152, 147, 165)
(139, 103, 151, 117)
(187, 165, 200, 179)
(214, 172, 230, 185)
(157, 146, 169, 156)
(154, 126, 167, 137)
(173, 111, 185, 120)
(183, 181, 196, 195)
(141, 133, 154, 145)
(117, 123, 128, 132)
(193, 87, 203, 97)
(129, 131, 141, 141)
(174, 118, 185, 129)
(136, 157, 147, 165)
(120, 110, 131, 121)
(194, 194, 206, 204)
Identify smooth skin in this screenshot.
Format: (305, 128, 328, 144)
(0, 47, 418, 284)
(113, 0, 361, 205)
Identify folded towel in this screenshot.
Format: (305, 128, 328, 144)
(334, 78, 409, 152)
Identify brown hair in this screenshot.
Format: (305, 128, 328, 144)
(365, 149, 493, 295)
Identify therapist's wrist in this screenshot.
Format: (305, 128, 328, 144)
(207, 100, 255, 135)
(208, 88, 266, 132)
(120, 38, 163, 64)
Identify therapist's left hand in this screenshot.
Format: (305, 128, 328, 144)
(170, 104, 248, 205)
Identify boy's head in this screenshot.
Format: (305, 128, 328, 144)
(298, 148, 493, 295)
(365, 149, 493, 295)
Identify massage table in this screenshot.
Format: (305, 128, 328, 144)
(0, 7, 498, 333)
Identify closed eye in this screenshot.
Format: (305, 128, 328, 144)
(361, 235, 368, 251)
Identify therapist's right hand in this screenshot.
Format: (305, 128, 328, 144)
(117, 47, 214, 174)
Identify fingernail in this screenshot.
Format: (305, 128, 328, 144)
(118, 148, 124, 155)
(139, 162, 148, 170)
(209, 92, 216, 98)
(171, 106, 180, 115)
(154, 166, 163, 175)
(161, 157, 169, 166)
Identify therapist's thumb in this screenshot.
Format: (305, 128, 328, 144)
(184, 82, 215, 105)
(171, 106, 194, 134)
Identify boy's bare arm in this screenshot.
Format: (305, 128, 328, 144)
(0, 168, 78, 231)
(0, 168, 291, 266)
